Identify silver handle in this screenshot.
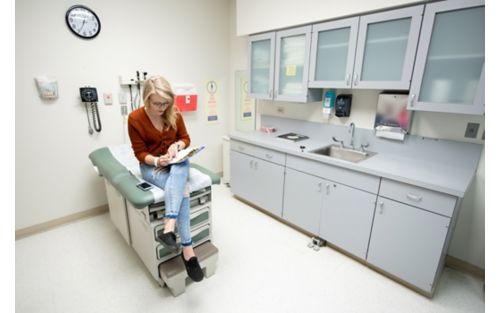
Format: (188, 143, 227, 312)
(406, 193, 422, 202)
(379, 201, 384, 214)
(238, 146, 245, 151)
(346, 73, 351, 86)
(326, 184, 330, 195)
(354, 74, 359, 86)
(409, 94, 415, 107)
(318, 182, 322, 193)
(250, 160, 254, 168)
(265, 153, 273, 159)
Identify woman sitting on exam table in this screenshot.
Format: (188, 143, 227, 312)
(128, 75, 204, 282)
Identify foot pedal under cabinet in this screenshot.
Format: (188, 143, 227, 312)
(159, 241, 219, 296)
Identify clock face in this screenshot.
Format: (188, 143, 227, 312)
(66, 5, 101, 39)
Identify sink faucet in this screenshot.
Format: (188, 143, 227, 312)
(349, 122, 355, 148)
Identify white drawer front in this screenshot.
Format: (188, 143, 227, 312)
(230, 140, 286, 165)
(286, 154, 380, 194)
(379, 178, 456, 217)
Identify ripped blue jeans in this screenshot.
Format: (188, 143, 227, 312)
(140, 160, 192, 247)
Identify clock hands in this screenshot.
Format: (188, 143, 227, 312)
(79, 19, 87, 32)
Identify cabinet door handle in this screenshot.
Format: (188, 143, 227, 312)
(406, 193, 422, 202)
(326, 184, 330, 195)
(378, 201, 384, 214)
(254, 161, 258, 170)
(250, 160, 254, 168)
(238, 146, 245, 151)
(409, 94, 415, 107)
(318, 182, 322, 193)
(353, 74, 359, 86)
(265, 153, 273, 159)
(345, 73, 351, 86)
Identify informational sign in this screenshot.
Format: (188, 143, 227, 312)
(205, 80, 219, 124)
(240, 77, 255, 121)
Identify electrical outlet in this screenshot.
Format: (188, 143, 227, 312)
(464, 122, 480, 138)
(277, 106, 284, 113)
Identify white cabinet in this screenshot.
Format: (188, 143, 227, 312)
(408, 0, 485, 115)
(309, 5, 423, 90)
(309, 17, 359, 88)
(282, 168, 323, 234)
(283, 166, 377, 259)
(230, 140, 285, 217)
(249, 26, 322, 102)
(367, 178, 458, 293)
(319, 182, 377, 259)
(367, 197, 451, 293)
(248, 32, 275, 99)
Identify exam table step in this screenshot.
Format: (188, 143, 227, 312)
(159, 241, 219, 296)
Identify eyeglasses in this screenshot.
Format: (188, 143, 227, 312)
(151, 101, 170, 108)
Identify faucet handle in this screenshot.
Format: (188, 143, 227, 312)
(332, 136, 345, 149)
(360, 142, 370, 152)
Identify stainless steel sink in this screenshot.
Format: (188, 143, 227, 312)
(309, 145, 376, 163)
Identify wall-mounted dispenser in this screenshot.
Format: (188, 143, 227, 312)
(322, 90, 336, 119)
(335, 94, 352, 117)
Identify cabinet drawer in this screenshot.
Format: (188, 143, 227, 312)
(379, 178, 456, 217)
(286, 154, 380, 194)
(230, 140, 285, 165)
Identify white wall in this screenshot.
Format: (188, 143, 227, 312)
(230, 1, 485, 269)
(236, 0, 426, 35)
(16, 0, 230, 229)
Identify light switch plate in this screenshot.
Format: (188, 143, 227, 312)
(464, 123, 480, 138)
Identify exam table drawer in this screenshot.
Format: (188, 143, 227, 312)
(156, 224, 211, 260)
(153, 206, 210, 239)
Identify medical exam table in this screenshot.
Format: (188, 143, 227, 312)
(89, 144, 220, 296)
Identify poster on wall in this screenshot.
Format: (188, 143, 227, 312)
(205, 80, 220, 124)
(239, 76, 254, 121)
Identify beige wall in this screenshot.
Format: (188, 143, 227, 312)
(231, 1, 485, 269)
(236, 0, 427, 36)
(16, 0, 230, 229)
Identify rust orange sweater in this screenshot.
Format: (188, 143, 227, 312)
(128, 107, 191, 164)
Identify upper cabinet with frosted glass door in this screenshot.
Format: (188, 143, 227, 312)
(274, 26, 321, 102)
(248, 32, 276, 100)
(249, 26, 322, 102)
(352, 5, 423, 90)
(309, 17, 359, 88)
(309, 6, 423, 90)
(408, 0, 485, 115)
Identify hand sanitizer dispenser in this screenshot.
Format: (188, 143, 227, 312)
(322, 90, 336, 119)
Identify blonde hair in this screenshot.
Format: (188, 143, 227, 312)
(142, 75, 179, 130)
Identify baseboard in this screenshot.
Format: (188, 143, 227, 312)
(15, 205, 109, 240)
(445, 255, 485, 279)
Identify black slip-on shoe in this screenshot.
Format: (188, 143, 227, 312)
(156, 232, 179, 253)
(182, 255, 204, 282)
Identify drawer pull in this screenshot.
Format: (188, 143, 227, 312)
(265, 153, 273, 159)
(406, 193, 422, 202)
(238, 146, 245, 151)
(318, 182, 322, 193)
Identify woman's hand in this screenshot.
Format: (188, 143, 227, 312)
(157, 154, 171, 167)
(167, 142, 180, 159)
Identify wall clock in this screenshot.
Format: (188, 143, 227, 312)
(65, 5, 101, 39)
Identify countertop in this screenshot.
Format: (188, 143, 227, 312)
(229, 117, 483, 198)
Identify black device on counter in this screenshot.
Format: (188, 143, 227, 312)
(335, 94, 352, 117)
